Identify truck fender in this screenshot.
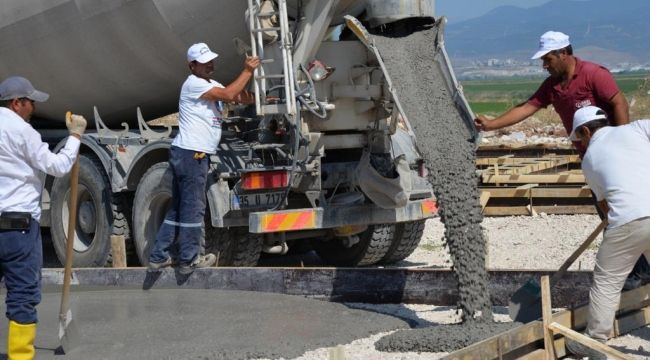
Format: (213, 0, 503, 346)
(123, 140, 172, 191)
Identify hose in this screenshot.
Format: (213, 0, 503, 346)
(296, 64, 327, 119)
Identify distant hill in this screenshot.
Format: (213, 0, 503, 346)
(444, 0, 650, 65)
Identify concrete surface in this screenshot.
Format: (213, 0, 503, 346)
(0, 289, 408, 359)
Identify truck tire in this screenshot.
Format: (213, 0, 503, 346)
(132, 162, 172, 265)
(314, 224, 394, 267)
(379, 220, 426, 264)
(50, 155, 116, 267)
(205, 226, 262, 267)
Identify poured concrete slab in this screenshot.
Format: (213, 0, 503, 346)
(0, 289, 408, 359)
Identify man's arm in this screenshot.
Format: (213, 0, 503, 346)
(608, 91, 629, 126)
(233, 90, 256, 105)
(474, 102, 539, 131)
(201, 56, 260, 103)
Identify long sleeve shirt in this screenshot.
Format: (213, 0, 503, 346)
(0, 107, 79, 222)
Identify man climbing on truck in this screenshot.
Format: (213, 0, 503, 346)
(0, 76, 86, 359)
(148, 43, 260, 274)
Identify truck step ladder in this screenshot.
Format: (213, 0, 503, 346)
(247, 0, 297, 117)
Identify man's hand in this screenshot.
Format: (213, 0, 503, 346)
(474, 114, 496, 131)
(244, 56, 261, 72)
(66, 112, 87, 137)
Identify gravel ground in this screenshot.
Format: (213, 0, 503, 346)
(278, 215, 650, 359)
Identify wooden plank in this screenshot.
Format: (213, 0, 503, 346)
(615, 306, 650, 336)
(477, 155, 579, 168)
(478, 187, 592, 199)
(482, 173, 585, 184)
(548, 322, 634, 359)
(110, 235, 127, 268)
(480, 191, 491, 211)
(442, 284, 650, 359)
(483, 205, 597, 216)
(478, 143, 575, 151)
(540, 276, 555, 359)
(480, 156, 578, 175)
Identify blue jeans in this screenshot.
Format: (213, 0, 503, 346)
(0, 219, 42, 324)
(149, 146, 209, 266)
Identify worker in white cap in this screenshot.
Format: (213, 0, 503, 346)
(564, 106, 650, 359)
(474, 31, 649, 289)
(147, 43, 260, 274)
(0, 76, 86, 359)
(474, 30, 629, 155)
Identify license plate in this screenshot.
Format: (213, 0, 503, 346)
(232, 191, 284, 209)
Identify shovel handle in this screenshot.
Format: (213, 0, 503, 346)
(59, 112, 80, 320)
(550, 219, 608, 287)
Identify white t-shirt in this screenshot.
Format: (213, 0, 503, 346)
(582, 120, 650, 228)
(173, 74, 225, 154)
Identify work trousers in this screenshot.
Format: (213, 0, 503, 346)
(149, 146, 209, 266)
(592, 190, 650, 281)
(0, 219, 42, 324)
(586, 216, 650, 340)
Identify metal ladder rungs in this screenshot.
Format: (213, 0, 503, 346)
(261, 104, 288, 114)
(252, 27, 281, 33)
(256, 11, 278, 17)
(248, 0, 296, 116)
(255, 74, 285, 80)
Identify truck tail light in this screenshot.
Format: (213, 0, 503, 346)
(241, 170, 289, 190)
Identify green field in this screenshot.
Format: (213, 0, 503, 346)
(463, 72, 650, 116)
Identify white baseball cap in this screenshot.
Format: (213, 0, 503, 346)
(531, 31, 571, 59)
(0, 76, 49, 102)
(570, 106, 608, 140)
(187, 43, 219, 64)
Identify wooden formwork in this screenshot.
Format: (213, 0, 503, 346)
(443, 283, 650, 359)
(476, 151, 596, 216)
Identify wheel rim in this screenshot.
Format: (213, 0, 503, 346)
(61, 184, 97, 253)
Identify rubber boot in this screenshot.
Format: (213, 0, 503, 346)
(8, 320, 36, 360)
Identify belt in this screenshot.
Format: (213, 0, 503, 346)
(0, 212, 31, 230)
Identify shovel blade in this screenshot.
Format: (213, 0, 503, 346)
(58, 309, 81, 353)
(508, 278, 543, 323)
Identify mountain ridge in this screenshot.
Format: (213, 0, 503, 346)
(444, 0, 650, 65)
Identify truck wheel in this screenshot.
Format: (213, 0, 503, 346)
(314, 224, 394, 266)
(205, 226, 262, 267)
(50, 155, 114, 267)
(132, 163, 172, 265)
(379, 220, 426, 264)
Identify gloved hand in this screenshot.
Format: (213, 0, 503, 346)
(65, 112, 87, 136)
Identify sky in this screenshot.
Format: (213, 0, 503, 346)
(436, 0, 551, 23)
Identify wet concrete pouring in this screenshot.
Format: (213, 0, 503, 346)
(372, 21, 519, 353)
(0, 289, 407, 359)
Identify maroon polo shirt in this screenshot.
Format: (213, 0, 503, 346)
(527, 57, 620, 154)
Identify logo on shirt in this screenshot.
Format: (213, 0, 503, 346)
(212, 117, 221, 129)
(575, 99, 592, 109)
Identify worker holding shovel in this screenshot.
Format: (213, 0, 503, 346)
(0, 76, 86, 359)
(564, 106, 650, 359)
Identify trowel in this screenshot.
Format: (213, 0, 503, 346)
(233, 37, 252, 57)
(509, 219, 607, 323)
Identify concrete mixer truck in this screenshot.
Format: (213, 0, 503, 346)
(0, 0, 474, 268)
